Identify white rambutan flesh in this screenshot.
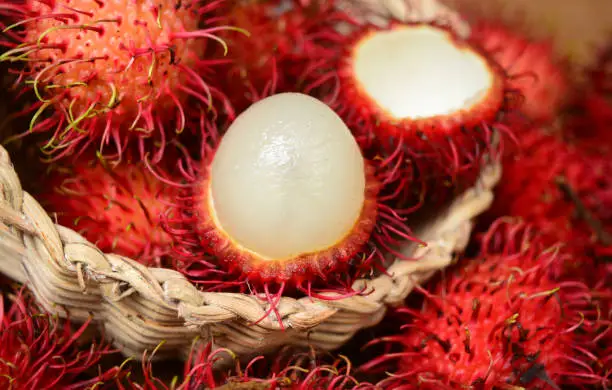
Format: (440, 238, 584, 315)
(209, 93, 367, 261)
(352, 25, 495, 119)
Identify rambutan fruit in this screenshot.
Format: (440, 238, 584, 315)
(38, 154, 179, 267)
(168, 92, 419, 293)
(301, 16, 515, 206)
(364, 221, 611, 389)
(0, 287, 123, 389)
(0, 0, 243, 162)
(469, 22, 569, 124)
(211, 0, 349, 115)
(562, 41, 612, 155)
(485, 129, 612, 280)
(126, 342, 377, 389)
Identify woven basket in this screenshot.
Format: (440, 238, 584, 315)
(0, 139, 501, 362)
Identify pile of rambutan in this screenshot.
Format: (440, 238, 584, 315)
(0, 0, 609, 388)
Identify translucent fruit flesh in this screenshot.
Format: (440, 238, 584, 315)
(208, 93, 367, 261)
(352, 25, 494, 120)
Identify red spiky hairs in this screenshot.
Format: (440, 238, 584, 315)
(0, 0, 242, 162)
(364, 221, 611, 389)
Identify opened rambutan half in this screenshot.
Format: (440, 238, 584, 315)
(364, 221, 611, 389)
(168, 92, 420, 290)
(302, 17, 514, 205)
(0, 287, 122, 389)
(0, 0, 243, 162)
(470, 22, 569, 124)
(38, 154, 178, 267)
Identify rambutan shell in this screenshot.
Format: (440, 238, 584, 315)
(369, 222, 610, 389)
(1, 0, 238, 161)
(485, 129, 612, 281)
(38, 155, 177, 267)
(470, 22, 569, 123)
(0, 288, 121, 388)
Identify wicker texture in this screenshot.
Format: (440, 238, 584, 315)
(0, 143, 500, 360)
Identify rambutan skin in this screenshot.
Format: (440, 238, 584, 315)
(0, 0, 238, 160)
(38, 155, 178, 267)
(563, 41, 612, 155)
(0, 288, 121, 389)
(371, 222, 610, 389)
(122, 342, 378, 389)
(188, 156, 380, 284)
(486, 129, 612, 279)
(470, 22, 569, 124)
(211, 0, 350, 115)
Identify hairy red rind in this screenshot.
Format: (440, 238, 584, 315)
(39, 154, 179, 267)
(365, 221, 611, 389)
(470, 22, 569, 124)
(0, 0, 239, 162)
(190, 156, 380, 283)
(122, 342, 378, 389)
(0, 287, 122, 389)
(486, 129, 612, 281)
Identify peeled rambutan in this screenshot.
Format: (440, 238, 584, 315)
(167, 92, 420, 293)
(469, 22, 569, 124)
(38, 154, 178, 267)
(0, 287, 122, 389)
(301, 14, 516, 206)
(0, 0, 243, 161)
(365, 221, 611, 389)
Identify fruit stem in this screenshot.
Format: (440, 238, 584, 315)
(555, 175, 612, 249)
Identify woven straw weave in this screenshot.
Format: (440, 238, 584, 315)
(0, 142, 500, 361)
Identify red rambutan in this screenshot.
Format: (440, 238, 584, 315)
(0, 0, 243, 162)
(486, 129, 612, 279)
(364, 221, 611, 389)
(167, 92, 420, 295)
(562, 41, 612, 154)
(0, 287, 122, 389)
(211, 0, 350, 115)
(126, 341, 378, 389)
(38, 154, 178, 267)
(300, 9, 516, 206)
(470, 22, 569, 124)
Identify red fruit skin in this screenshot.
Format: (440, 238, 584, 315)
(0, 288, 121, 389)
(470, 22, 569, 124)
(0, 0, 236, 162)
(38, 156, 177, 267)
(486, 129, 612, 282)
(212, 0, 348, 116)
(371, 222, 610, 389)
(563, 42, 612, 155)
(128, 342, 378, 390)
